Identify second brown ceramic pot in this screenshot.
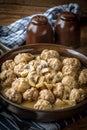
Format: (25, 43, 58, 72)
(55, 12, 80, 48)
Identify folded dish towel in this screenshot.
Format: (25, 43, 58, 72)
(0, 106, 87, 130)
(0, 3, 82, 48)
(0, 3, 87, 130)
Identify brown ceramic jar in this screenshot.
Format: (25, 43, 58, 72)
(26, 15, 54, 44)
(55, 12, 80, 48)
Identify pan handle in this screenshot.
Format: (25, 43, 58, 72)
(0, 42, 11, 56)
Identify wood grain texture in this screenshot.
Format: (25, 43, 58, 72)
(0, 4, 48, 25)
(0, 1, 87, 129)
(0, 0, 87, 10)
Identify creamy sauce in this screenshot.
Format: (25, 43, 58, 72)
(21, 101, 36, 109)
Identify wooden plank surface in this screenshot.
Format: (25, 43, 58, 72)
(0, 0, 87, 10)
(0, 1, 87, 130)
(0, 1, 87, 25)
(0, 4, 48, 25)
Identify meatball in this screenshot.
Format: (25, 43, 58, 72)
(1, 60, 15, 71)
(63, 58, 81, 70)
(41, 49, 60, 61)
(23, 87, 39, 102)
(14, 62, 26, 76)
(0, 70, 16, 88)
(5, 88, 22, 104)
(69, 88, 85, 103)
(53, 82, 64, 98)
(62, 65, 78, 78)
(78, 69, 87, 85)
(47, 58, 62, 71)
(62, 75, 78, 89)
(14, 53, 34, 64)
(14, 63, 35, 77)
(12, 78, 30, 93)
(34, 99, 52, 110)
(39, 89, 55, 103)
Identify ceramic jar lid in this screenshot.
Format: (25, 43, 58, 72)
(26, 15, 54, 44)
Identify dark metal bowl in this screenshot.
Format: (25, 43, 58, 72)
(0, 44, 87, 122)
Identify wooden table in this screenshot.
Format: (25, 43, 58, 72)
(0, 1, 87, 130)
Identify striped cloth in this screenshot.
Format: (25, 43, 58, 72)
(0, 3, 87, 130)
(0, 106, 87, 130)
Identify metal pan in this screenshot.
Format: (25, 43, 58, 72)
(0, 44, 87, 122)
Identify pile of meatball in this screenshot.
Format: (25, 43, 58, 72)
(0, 49, 87, 110)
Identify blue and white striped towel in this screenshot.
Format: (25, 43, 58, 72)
(0, 106, 87, 130)
(0, 3, 87, 130)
